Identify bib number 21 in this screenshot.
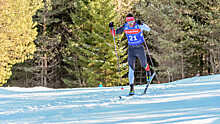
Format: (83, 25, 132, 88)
(129, 36, 137, 41)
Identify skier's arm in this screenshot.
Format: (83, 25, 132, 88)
(115, 24, 125, 35)
(137, 20, 151, 32)
(140, 23, 151, 32)
(109, 22, 125, 36)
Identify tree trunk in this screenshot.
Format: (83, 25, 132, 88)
(44, 54, 47, 87)
(167, 70, 170, 82)
(41, 59, 44, 86)
(181, 56, 185, 79)
(199, 54, 204, 76)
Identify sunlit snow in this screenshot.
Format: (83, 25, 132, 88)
(1, 74, 220, 123)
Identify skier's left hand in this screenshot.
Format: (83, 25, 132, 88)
(137, 20, 143, 25)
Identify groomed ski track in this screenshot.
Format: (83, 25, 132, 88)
(0, 74, 220, 124)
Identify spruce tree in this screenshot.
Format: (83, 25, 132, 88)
(62, 0, 128, 87)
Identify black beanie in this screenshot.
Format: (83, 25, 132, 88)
(126, 13, 134, 17)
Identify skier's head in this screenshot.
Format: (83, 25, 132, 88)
(126, 13, 135, 27)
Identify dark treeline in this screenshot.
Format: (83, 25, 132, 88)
(6, 0, 220, 88)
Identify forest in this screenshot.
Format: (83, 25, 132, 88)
(0, 0, 219, 88)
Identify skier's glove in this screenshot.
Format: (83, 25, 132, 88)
(109, 22, 114, 28)
(137, 20, 143, 25)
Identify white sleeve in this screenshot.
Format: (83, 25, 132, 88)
(140, 23, 151, 32)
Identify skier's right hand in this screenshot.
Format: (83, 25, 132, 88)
(109, 22, 114, 28)
(109, 22, 115, 36)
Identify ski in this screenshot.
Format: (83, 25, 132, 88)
(119, 72, 156, 99)
(142, 71, 156, 95)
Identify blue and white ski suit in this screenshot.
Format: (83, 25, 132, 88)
(116, 21, 151, 85)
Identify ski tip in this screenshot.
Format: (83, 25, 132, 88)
(121, 87, 124, 90)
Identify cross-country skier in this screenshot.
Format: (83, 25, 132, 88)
(109, 13, 151, 95)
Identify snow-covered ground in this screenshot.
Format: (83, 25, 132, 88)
(1, 74, 220, 124)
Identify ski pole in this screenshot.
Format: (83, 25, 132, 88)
(141, 30, 160, 84)
(111, 28, 124, 89)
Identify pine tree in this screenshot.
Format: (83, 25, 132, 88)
(135, 0, 178, 82)
(172, 0, 220, 76)
(60, 0, 91, 87)
(8, 0, 88, 88)
(7, 0, 65, 88)
(30, 0, 64, 87)
(87, 0, 128, 87)
(0, 0, 43, 86)
(135, 0, 220, 82)
(62, 0, 128, 87)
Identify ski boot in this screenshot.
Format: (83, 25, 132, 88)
(129, 84, 134, 96)
(146, 71, 151, 82)
(145, 64, 151, 82)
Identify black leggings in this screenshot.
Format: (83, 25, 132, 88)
(128, 45, 147, 85)
(128, 45, 147, 71)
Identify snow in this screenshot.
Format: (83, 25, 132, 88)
(1, 74, 220, 124)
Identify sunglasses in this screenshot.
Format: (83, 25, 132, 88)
(127, 21, 134, 24)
